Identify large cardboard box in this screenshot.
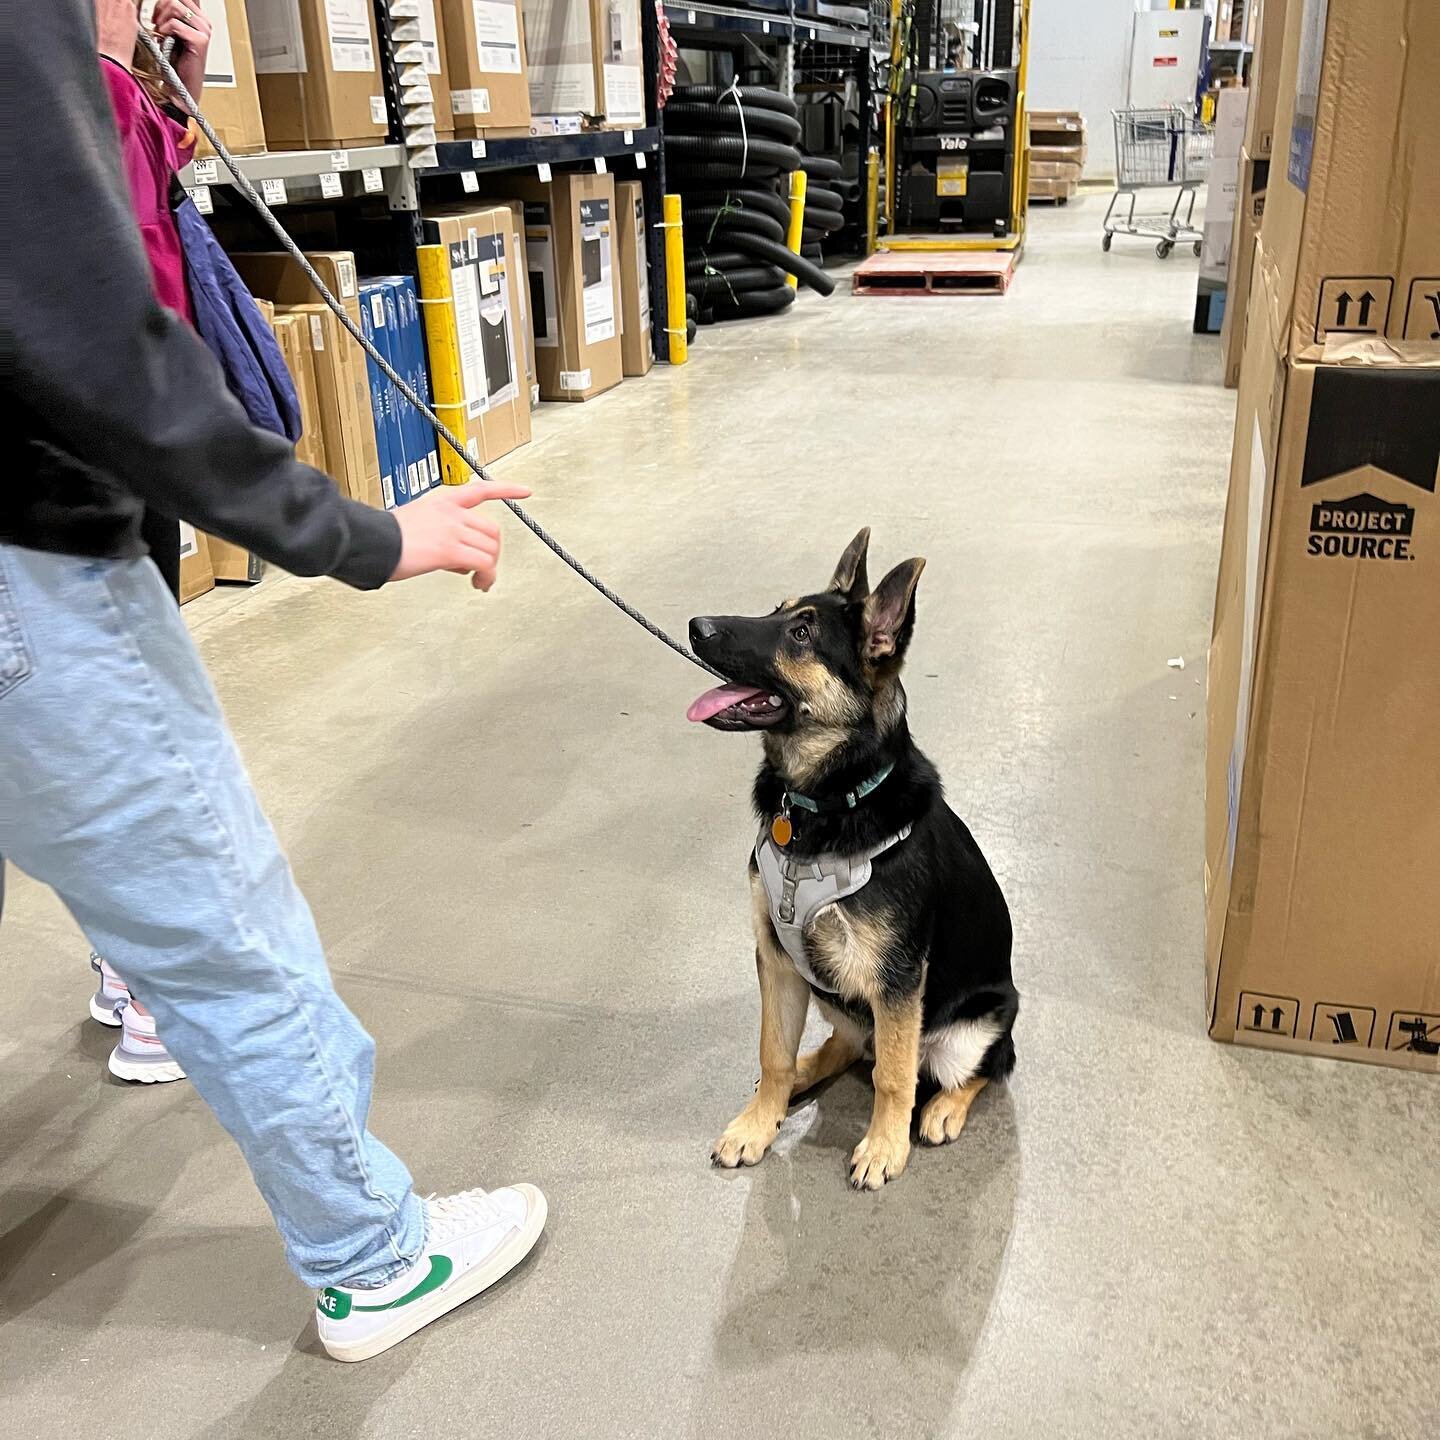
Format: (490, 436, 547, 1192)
(1220, 150, 1269, 388)
(503, 173, 622, 400)
(1205, 243, 1440, 1072)
(615, 180, 651, 377)
(522, 0, 644, 129)
(1241, 0, 1289, 160)
(1254, 0, 1440, 365)
(272, 310, 328, 471)
(178, 524, 215, 603)
(440, 0, 531, 137)
(246, 0, 388, 149)
(416, 206, 532, 475)
(233, 251, 383, 508)
(167, 0, 267, 156)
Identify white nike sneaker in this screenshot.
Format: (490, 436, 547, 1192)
(316, 1184, 547, 1363)
(89, 953, 128, 1027)
(107, 999, 186, 1084)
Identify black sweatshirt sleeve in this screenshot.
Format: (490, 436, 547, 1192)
(0, 0, 401, 590)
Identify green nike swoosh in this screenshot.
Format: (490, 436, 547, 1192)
(352, 1254, 454, 1312)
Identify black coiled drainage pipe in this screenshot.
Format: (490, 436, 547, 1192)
(666, 85, 838, 326)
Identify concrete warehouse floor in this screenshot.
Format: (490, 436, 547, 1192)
(2, 201, 1437, 1440)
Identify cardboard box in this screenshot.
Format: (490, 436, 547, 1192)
(1028, 144, 1087, 167)
(233, 251, 383, 507)
(1242, 0, 1289, 160)
(359, 280, 408, 508)
(404, 0, 456, 140)
(274, 304, 371, 506)
(498, 200, 538, 404)
(1255, 0, 1440, 364)
(503, 172, 622, 400)
(178, 524, 215, 603)
(615, 179, 651, 377)
(1204, 248, 1440, 1072)
(246, 0, 388, 149)
(176, 0, 267, 156)
(1220, 151, 1269, 387)
(523, 0, 645, 128)
(272, 311, 328, 471)
(416, 205, 532, 475)
(1028, 160, 1081, 183)
(1028, 177, 1076, 202)
(440, 0, 531, 137)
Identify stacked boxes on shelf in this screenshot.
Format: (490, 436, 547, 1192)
(441, 0, 532, 138)
(1027, 110, 1085, 204)
(360, 276, 443, 507)
(1205, 0, 1440, 1071)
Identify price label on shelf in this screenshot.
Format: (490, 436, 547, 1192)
(461, 170, 479, 192)
(809, 27, 816, 38)
(762, 19, 770, 32)
(362, 167, 384, 193)
(594, 157, 607, 174)
(329, 150, 351, 172)
(624, 130, 634, 145)
(319, 171, 344, 199)
(261, 177, 287, 205)
(537, 162, 553, 182)
(635, 152, 646, 170)
(687, 9, 695, 21)
(471, 139, 487, 158)
(188, 185, 213, 214)
(192, 158, 219, 184)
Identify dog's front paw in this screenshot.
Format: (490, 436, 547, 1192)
(848, 1130, 910, 1190)
(711, 1106, 781, 1168)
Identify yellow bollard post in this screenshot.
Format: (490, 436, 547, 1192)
(865, 148, 880, 255)
(785, 170, 808, 289)
(662, 193, 688, 366)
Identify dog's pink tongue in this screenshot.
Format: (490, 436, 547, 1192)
(687, 684, 765, 723)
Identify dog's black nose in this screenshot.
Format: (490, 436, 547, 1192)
(689, 617, 719, 647)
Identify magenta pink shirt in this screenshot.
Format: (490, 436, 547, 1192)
(101, 56, 196, 326)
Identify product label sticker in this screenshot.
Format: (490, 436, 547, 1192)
(329, 150, 351, 171)
(381, 471, 396, 508)
(245, 0, 307, 75)
(559, 369, 592, 391)
(179, 520, 198, 558)
(578, 198, 615, 345)
(192, 158, 219, 184)
(471, 139, 487, 158)
(473, 0, 522, 74)
(309, 314, 326, 350)
(337, 257, 358, 297)
(451, 88, 492, 115)
(320, 171, 344, 197)
(603, 63, 644, 124)
(327, 0, 375, 72)
(261, 176, 287, 205)
(362, 167, 384, 193)
(370, 95, 387, 123)
(187, 184, 213, 214)
(370, 293, 385, 326)
(462, 171, 480, 193)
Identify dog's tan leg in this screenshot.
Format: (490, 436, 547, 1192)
(918, 1076, 988, 1146)
(849, 993, 922, 1190)
(711, 926, 810, 1169)
(792, 1021, 865, 1096)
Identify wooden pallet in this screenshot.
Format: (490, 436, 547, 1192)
(852, 250, 1016, 297)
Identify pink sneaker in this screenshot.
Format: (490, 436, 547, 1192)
(89, 953, 127, 1027)
(108, 999, 186, 1085)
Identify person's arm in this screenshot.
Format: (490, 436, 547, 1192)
(0, 0, 400, 588)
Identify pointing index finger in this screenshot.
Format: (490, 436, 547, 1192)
(451, 480, 532, 507)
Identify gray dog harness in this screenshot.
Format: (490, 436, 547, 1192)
(754, 823, 913, 991)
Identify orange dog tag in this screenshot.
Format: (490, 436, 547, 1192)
(771, 813, 793, 847)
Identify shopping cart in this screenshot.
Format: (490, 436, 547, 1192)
(1102, 107, 1215, 257)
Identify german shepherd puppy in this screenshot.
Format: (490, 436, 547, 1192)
(687, 530, 1017, 1189)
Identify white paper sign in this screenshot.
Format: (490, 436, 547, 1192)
(471, 140, 488, 158)
(329, 150, 351, 171)
(462, 171, 480, 192)
(192, 158, 219, 183)
(537, 162, 552, 182)
(188, 184, 213, 214)
(326, 0, 374, 73)
(320, 171, 344, 198)
(261, 176, 288, 205)
(362, 167, 384, 193)
(473, 0, 522, 74)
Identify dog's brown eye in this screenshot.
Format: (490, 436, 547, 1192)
(791, 623, 811, 644)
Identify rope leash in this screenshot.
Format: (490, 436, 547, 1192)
(138, 33, 723, 681)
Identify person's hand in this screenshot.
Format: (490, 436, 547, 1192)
(389, 479, 533, 591)
(151, 0, 213, 103)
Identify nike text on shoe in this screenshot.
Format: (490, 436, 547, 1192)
(316, 1184, 546, 1362)
(107, 999, 186, 1084)
(89, 954, 129, 1027)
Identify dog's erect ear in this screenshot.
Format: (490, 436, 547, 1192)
(863, 558, 925, 661)
(828, 527, 871, 601)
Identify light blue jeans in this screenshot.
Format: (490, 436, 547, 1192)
(0, 544, 425, 1289)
